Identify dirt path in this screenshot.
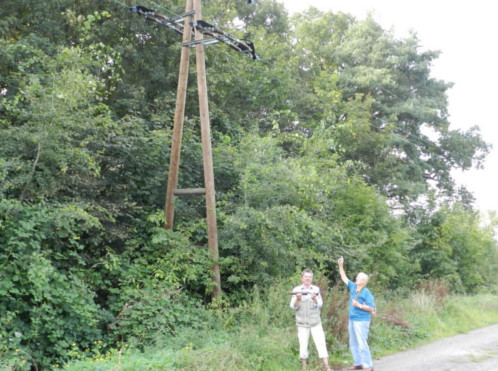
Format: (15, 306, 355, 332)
(369, 324, 498, 371)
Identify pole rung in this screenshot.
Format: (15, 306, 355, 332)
(173, 188, 206, 195)
(171, 10, 196, 22)
(183, 39, 220, 47)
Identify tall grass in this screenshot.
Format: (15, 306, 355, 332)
(59, 281, 498, 371)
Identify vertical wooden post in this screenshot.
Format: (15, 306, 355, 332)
(193, 0, 222, 300)
(164, 0, 194, 229)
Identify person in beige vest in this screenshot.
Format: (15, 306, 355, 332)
(290, 269, 333, 371)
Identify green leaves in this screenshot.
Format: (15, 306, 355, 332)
(412, 205, 496, 293)
(217, 132, 414, 293)
(0, 199, 110, 368)
(287, 9, 489, 204)
(0, 43, 114, 202)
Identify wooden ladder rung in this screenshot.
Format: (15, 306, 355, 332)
(173, 188, 206, 195)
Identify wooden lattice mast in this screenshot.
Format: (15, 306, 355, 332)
(163, 0, 221, 300)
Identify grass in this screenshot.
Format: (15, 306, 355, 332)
(58, 284, 498, 371)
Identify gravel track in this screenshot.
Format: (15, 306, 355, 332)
(369, 324, 498, 371)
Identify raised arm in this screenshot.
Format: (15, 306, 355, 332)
(337, 256, 349, 285)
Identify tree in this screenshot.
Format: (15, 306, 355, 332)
(289, 10, 490, 206)
(217, 133, 416, 293)
(411, 204, 497, 293)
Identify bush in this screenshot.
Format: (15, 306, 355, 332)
(0, 200, 111, 369)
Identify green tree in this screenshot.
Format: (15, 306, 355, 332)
(218, 133, 416, 294)
(289, 10, 490, 206)
(1, 43, 112, 202)
(411, 204, 497, 293)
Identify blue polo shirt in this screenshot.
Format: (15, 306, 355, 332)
(347, 280, 375, 321)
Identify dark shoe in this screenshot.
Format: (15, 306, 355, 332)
(346, 367, 363, 370)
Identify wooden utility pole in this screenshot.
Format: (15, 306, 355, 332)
(164, 0, 222, 300)
(164, 0, 193, 230)
(193, 0, 222, 300)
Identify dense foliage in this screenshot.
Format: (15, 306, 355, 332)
(0, 0, 496, 368)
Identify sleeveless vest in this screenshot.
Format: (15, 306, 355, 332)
(295, 295, 321, 327)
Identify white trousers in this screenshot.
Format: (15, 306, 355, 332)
(297, 323, 329, 359)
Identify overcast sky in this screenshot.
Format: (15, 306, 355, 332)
(280, 0, 498, 214)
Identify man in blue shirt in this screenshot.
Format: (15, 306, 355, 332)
(338, 256, 375, 371)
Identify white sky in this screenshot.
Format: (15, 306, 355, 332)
(280, 0, 498, 214)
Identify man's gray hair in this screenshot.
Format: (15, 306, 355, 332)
(357, 272, 369, 282)
(301, 268, 313, 277)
